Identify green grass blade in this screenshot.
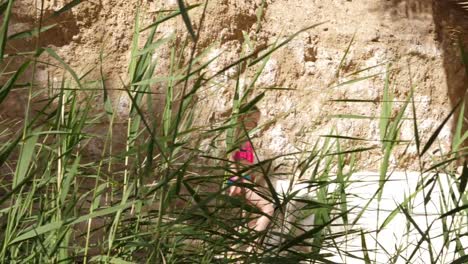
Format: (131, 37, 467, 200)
(330, 73, 382, 89)
(323, 146, 377, 157)
(0, 0, 13, 62)
(452, 255, 468, 264)
(70, 201, 134, 225)
(423, 156, 460, 173)
(133, 35, 174, 57)
(424, 177, 437, 205)
(0, 2, 8, 14)
(7, 24, 57, 40)
(177, 0, 197, 41)
(239, 92, 265, 114)
(459, 161, 468, 194)
(141, 4, 200, 32)
(278, 207, 354, 252)
(0, 133, 21, 167)
(0, 61, 31, 104)
(453, 102, 465, 152)
(360, 230, 371, 264)
(9, 222, 63, 245)
(255, 0, 266, 33)
(439, 204, 468, 219)
(335, 33, 355, 78)
(329, 114, 375, 120)
(330, 98, 378, 103)
(410, 87, 421, 155)
(44, 48, 83, 89)
(0, 164, 37, 205)
(14, 133, 39, 187)
(379, 206, 399, 231)
(459, 38, 468, 76)
(249, 22, 326, 67)
(398, 205, 429, 240)
(420, 99, 462, 157)
(50, 0, 82, 18)
(380, 65, 392, 142)
(59, 156, 80, 204)
(90, 256, 136, 264)
(399, 205, 434, 263)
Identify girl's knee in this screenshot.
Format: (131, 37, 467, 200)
(262, 204, 274, 215)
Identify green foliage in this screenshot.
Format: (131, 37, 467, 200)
(0, 1, 466, 263)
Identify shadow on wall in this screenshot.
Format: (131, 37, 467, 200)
(0, 10, 80, 122)
(381, 0, 468, 152)
(432, 1, 468, 143)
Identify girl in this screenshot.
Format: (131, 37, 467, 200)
(226, 107, 274, 250)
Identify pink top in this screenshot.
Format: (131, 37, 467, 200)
(232, 141, 254, 164)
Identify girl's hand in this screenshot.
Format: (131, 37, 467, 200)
(229, 186, 240, 196)
(228, 176, 241, 196)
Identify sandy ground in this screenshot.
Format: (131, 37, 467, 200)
(276, 170, 467, 264)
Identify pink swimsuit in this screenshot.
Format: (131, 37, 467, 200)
(232, 141, 254, 164)
(228, 142, 255, 185)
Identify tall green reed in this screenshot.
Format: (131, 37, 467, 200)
(0, 1, 466, 263)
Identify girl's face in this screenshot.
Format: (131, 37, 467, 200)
(242, 111, 260, 131)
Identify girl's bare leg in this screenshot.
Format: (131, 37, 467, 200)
(228, 181, 274, 252)
(244, 188, 274, 234)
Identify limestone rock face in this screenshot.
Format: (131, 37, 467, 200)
(4, 0, 467, 170)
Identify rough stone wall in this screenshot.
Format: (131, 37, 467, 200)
(5, 0, 467, 172)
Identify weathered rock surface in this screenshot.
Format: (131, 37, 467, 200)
(4, 0, 468, 171)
